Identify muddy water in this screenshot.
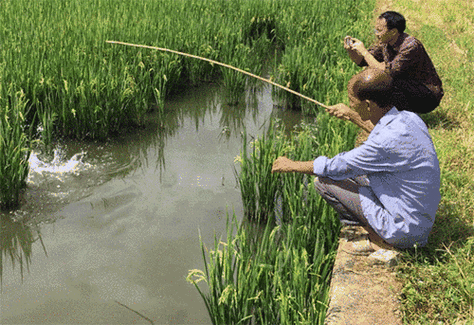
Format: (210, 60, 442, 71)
(1, 83, 301, 324)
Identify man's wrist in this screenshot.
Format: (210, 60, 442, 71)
(346, 109, 357, 122)
(360, 49, 370, 58)
(294, 161, 315, 175)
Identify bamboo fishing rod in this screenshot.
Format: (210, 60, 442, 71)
(106, 40, 330, 109)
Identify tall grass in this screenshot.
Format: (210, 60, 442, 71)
(187, 205, 339, 324)
(0, 0, 372, 140)
(190, 114, 357, 323)
(233, 120, 288, 222)
(272, 0, 375, 113)
(0, 85, 33, 209)
(235, 116, 357, 224)
(0, 0, 277, 141)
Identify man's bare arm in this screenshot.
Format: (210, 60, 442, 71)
(344, 36, 365, 65)
(271, 157, 315, 175)
(350, 39, 385, 71)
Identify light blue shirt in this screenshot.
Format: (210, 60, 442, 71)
(313, 108, 441, 248)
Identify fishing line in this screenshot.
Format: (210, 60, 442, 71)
(106, 40, 330, 109)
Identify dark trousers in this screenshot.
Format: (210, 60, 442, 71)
(313, 176, 370, 226)
(392, 79, 442, 114)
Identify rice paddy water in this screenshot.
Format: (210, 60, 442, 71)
(1, 0, 374, 323)
(1, 82, 291, 324)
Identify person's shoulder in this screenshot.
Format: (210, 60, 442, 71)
(378, 110, 429, 147)
(394, 111, 433, 144)
(400, 33, 424, 49)
(399, 110, 427, 128)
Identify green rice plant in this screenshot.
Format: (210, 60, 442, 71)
(218, 28, 268, 105)
(313, 112, 358, 158)
(234, 120, 289, 222)
(37, 103, 57, 149)
(234, 118, 350, 225)
(271, 0, 374, 113)
(187, 215, 276, 324)
(0, 86, 32, 209)
(228, 113, 357, 324)
(187, 202, 340, 324)
(0, 0, 370, 143)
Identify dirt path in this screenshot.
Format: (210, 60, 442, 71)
(326, 226, 402, 325)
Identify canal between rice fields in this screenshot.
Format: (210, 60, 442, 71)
(1, 82, 302, 324)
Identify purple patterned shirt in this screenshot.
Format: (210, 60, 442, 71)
(360, 33, 443, 102)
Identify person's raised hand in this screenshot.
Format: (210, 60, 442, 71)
(344, 36, 354, 50)
(350, 38, 368, 56)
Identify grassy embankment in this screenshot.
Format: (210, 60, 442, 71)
(371, 1, 474, 323)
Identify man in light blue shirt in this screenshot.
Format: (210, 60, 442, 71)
(271, 68, 440, 249)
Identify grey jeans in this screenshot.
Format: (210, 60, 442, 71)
(313, 176, 371, 226)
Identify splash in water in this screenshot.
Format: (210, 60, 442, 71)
(27, 148, 93, 184)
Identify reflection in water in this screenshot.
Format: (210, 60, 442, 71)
(1, 82, 303, 324)
(219, 86, 262, 141)
(148, 82, 271, 174)
(1, 214, 46, 284)
(2, 82, 295, 285)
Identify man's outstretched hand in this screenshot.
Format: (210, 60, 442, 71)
(325, 103, 374, 133)
(271, 156, 294, 174)
(272, 157, 315, 175)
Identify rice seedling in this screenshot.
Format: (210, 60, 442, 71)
(187, 200, 340, 324)
(0, 86, 33, 209)
(233, 120, 289, 222)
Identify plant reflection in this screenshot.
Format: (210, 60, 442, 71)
(0, 213, 47, 285)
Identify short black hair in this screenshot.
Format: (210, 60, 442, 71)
(353, 69, 393, 108)
(379, 11, 406, 34)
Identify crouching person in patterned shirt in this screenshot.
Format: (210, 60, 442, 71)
(271, 68, 441, 250)
(344, 11, 444, 114)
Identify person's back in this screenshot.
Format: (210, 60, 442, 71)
(360, 108, 440, 248)
(272, 68, 441, 251)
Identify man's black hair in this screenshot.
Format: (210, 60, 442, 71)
(379, 11, 406, 34)
(353, 69, 393, 108)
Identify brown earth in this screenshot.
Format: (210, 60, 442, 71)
(325, 226, 403, 325)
